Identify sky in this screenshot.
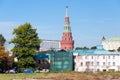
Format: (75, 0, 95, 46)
(0, 0, 120, 49)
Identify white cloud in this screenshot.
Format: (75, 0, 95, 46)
(0, 21, 19, 27)
(0, 21, 21, 50)
(0, 21, 20, 40)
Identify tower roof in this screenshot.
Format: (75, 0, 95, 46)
(102, 36, 106, 41)
(64, 6, 71, 32)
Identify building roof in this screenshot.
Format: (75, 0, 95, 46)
(72, 45, 120, 55)
(108, 37, 120, 42)
(73, 49, 120, 55)
(34, 53, 50, 59)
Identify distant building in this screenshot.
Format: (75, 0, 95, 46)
(40, 40, 60, 51)
(34, 54, 50, 72)
(60, 6, 74, 50)
(101, 37, 120, 51)
(74, 45, 120, 72)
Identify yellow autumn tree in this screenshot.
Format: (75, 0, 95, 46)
(0, 46, 13, 72)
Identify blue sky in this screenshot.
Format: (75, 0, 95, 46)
(0, 0, 120, 49)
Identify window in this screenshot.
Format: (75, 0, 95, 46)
(85, 56, 87, 59)
(81, 62, 83, 66)
(108, 62, 111, 66)
(97, 56, 99, 59)
(103, 62, 105, 66)
(113, 62, 115, 66)
(91, 56, 93, 59)
(108, 56, 110, 59)
(91, 62, 93, 66)
(65, 47, 66, 49)
(64, 38, 66, 40)
(113, 56, 115, 59)
(97, 62, 99, 66)
(69, 47, 71, 49)
(103, 56, 105, 59)
(39, 60, 41, 64)
(86, 62, 90, 66)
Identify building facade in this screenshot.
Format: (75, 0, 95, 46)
(40, 40, 60, 51)
(74, 45, 120, 72)
(60, 6, 74, 50)
(101, 37, 120, 51)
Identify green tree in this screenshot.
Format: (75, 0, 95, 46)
(117, 47, 120, 52)
(75, 47, 83, 50)
(10, 23, 41, 71)
(90, 46, 97, 50)
(0, 34, 6, 46)
(75, 46, 89, 50)
(83, 46, 89, 50)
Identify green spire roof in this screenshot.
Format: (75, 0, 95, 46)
(65, 6, 68, 17)
(64, 6, 71, 33)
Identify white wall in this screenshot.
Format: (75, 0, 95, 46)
(74, 54, 120, 72)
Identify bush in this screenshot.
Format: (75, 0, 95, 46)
(18, 68, 25, 73)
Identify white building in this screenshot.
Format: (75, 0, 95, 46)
(40, 40, 60, 51)
(101, 37, 120, 51)
(74, 45, 120, 72)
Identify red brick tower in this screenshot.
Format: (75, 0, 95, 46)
(60, 6, 74, 50)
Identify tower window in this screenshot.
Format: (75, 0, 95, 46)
(65, 47, 66, 49)
(69, 47, 71, 49)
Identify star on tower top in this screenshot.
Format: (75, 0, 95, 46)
(66, 6, 68, 8)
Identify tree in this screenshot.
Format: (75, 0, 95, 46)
(0, 46, 13, 72)
(10, 23, 41, 71)
(75, 47, 83, 50)
(108, 50, 115, 52)
(0, 34, 6, 46)
(75, 46, 89, 50)
(90, 46, 97, 50)
(117, 47, 120, 52)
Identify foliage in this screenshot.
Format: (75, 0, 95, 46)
(75, 46, 89, 50)
(0, 34, 6, 46)
(117, 47, 120, 52)
(90, 46, 97, 50)
(108, 50, 115, 52)
(75, 47, 83, 50)
(0, 46, 13, 72)
(38, 50, 51, 53)
(10, 23, 41, 71)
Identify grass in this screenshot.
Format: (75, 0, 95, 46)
(0, 72, 120, 80)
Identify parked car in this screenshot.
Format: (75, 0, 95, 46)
(24, 69, 34, 73)
(5, 67, 17, 74)
(0, 68, 2, 73)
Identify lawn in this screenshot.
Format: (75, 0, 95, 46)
(0, 72, 120, 80)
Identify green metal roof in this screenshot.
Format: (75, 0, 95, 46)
(108, 37, 120, 42)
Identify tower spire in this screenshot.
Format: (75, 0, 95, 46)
(65, 6, 68, 17)
(64, 6, 71, 32)
(102, 36, 106, 41)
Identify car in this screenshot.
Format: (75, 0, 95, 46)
(6, 67, 17, 74)
(0, 68, 2, 73)
(24, 69, 34, 73)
